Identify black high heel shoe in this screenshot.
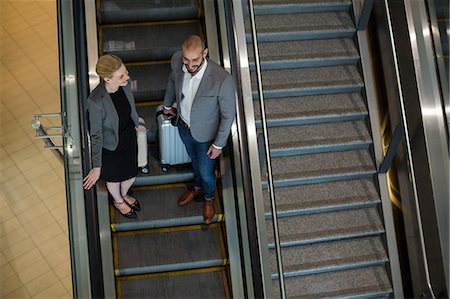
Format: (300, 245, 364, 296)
(123, 195, 141, 211)
(113, 201, 137, 219)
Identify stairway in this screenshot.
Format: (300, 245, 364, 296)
(96, 1, 230, 297)
(246, 0, 395, 297)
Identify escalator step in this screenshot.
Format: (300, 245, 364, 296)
(248, 38, 359, 70)
(246, 11, 355, 42)
(127, 62, 171, 102)
(251, 65, 364, 99)
(263, 178, 380, 217)
(253, 92, 367, 127)
(112, 185, 223, 231)
(269, 236, 387, 277)
(115, 224, 226, 275)
(272, 265, 393, 298)
(98, 0, 200, 24)
(100, 21, 203, 62)
(253, 0, 351, 15)
(117, 268, 228, 299)
(265, 207, 384, 247)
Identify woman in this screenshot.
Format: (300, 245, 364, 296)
(83, 54, 141, 218)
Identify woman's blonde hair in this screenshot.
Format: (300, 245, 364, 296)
(96, 54, 123, 79)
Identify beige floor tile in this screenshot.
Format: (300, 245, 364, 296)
(9, 248, 44, 271)
(45, 245, 70, 269)
(29, 170, 61, 189)
(1, 234, 36, 262)
(0, 165, 22, 182)
(21, 160, 54, 181)
(24, 270, 59, 297)
(1, 126, 27, 146)
(38, 233, 69, 258)
(0, 263, 15, 282)
(52, 259, 71, 280)
(0, 204, 15, 225)
(0, 216, 21, 236)
(16, 258, 52, 285)
(42, 191, 65, 211)
(0, 250, 8, 266)
(58, 291, 73, 299)
(34, 281, 67, 299)
(15, 153, 47, 173)
(14, 201, 48, 224)
(0, 274, 23, 297)
(35, 182, 65, 201)
(0, 227, 28, 253)
(0, 174, 28, 195)
(60, 274, 72, 293)
(9, 145, 40, 164)
(2, 287, 31, 299)
(30, 222, 64, 247)
(22, 210, 56, 235)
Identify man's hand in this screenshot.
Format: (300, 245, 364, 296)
(83, 167, 101, 190)
(207, 145, 222, 159)
(163, 107, 177, 117)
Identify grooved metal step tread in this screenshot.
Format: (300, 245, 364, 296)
(98, 0, 200, 24)
(112, 186, 222, 231)
(253, 0, 351, 15)
(267, 120, 371, 155)
(265, 207, 384, 246)
(248, 39, 359, 70)
(253, 93, 367, 127)
(115, 224, 225, 274)
(263, 178, 380, 216)
(100, 21, 202, 62)
(117, 268, 228, 299)
(269, 236, 387, 276)
(246, 11, 355, 42)
(262, 149, 376, 185)
(272, 265, 393, 298)
(126, 63, 171, 102)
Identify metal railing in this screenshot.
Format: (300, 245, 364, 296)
(246, 0, 286, 298)
(31, 112, 65, 162)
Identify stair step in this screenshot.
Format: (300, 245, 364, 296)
(248, 39, 359, 70)
(246, 11, 355, 42)
(267, 120, 372, 157)
(117, 268, 228, 299)
(115, 224, 225, 275)
(262, 149, 376, 187)
(251, 65, 364, 99)
(98, 0, 200, 24)
(266, 207, 384, 247)
(254, 93, 368, 127)
(264, 178, 380, 216)
(253, 0, 351, 15)
(269, 236, 387, 277)
(112, 186, 222, 232)
(100, 21, 202, 61)
(272, 266, 393, 298)
(127, 63, 171, 102)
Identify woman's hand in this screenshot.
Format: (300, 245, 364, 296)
(83, 167, 101, 190)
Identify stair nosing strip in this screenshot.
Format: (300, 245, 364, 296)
(249, 56, 360, 70)
(270, 140, 372, 157)
(268, 229, 385, 248)
(253, 84, 364, 99)
(264, 199, 380, 219)
(116, 259, 225, 276)
(254, 2, 351, 15)
(271, 258, 389, 279)
(335, 290, 394, 299)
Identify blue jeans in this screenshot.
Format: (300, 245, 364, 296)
(178, 123, 216, 200)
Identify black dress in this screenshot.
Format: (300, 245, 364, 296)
(101, 87, 138, 182)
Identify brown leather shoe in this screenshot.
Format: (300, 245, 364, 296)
(203, 200, 215, 224)
(177, 188, 204, 206)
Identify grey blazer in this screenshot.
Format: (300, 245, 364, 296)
(163, 51, 236, 148)
(87, 82, 139, 168)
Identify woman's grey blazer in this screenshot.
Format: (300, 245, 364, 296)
(163, 51, 236, 148)
(87, 82, 139, 168)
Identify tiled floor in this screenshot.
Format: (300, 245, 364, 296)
(0, 1, 72, 298)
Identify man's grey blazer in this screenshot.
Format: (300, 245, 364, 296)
(87, 82, 139, 168)
(163, 51, 236, 148)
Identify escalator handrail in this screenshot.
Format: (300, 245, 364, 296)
(384, 1, 438, 297)
(246, 1, 287, 298)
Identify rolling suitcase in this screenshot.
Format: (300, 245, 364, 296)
(156, 105, 191, 172)
(137, 117, 149, 173)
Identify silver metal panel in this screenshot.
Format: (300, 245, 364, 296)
(203, 0, 220, 63)
(353, 0, 404, 296)
(85, 0, 99, 91)
(231, 0, 274, 297)
(404, 0, 450, 292)
(58, 0, 92, 297)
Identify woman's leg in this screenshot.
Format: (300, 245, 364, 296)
(107, 181, 132, 215)
(120, 177, 136, 197)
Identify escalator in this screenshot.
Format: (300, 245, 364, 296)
(243, 0, 402, 297)
(95, 1, 231, 297)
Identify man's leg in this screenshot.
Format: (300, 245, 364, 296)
(177, 124, 205, 205)
(196, 141, 216, 224)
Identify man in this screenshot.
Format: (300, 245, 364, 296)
(163, 35, 236, 224)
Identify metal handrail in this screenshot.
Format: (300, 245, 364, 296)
(31, 118, 64, 162)
(357, 0, 375, 31)
(379, 124, 404, 173)
(384, 1, 437, 297)
(247, 0, 286, 297)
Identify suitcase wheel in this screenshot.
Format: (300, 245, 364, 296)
(162, 164, 169, 172)
(141, 166, 149, 174)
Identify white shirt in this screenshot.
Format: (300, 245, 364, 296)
(179, 58, 208, 126)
